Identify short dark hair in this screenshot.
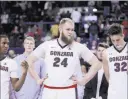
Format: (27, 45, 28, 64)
(108, 23, 123, 36)
(97, 43, 109, 49)
(0, 34, 8, 40)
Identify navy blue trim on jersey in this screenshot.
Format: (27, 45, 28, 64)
(57, 39, 68, 49)
(113, 43, 127, 53)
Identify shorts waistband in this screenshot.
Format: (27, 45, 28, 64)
(44, 84, 77, 89)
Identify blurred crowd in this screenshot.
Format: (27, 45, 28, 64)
(0, 1, 128, 50)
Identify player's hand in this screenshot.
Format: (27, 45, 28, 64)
(70, 75, 77, 82)
(37, 75, 48, 85)
(21, 60, 28, 74)
(73, 78, 86, 86)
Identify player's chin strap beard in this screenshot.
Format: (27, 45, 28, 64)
(61, 34, 72, 45)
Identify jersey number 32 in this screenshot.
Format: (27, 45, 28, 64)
(114, 62, 127, 72)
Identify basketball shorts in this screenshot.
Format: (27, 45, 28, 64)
(42, 84, 77, 99)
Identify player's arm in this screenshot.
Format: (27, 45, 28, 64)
(27, 43, 47, 85)
(79, 55, 102, 85)
(75, 45, 102, 85)
(10, 61, 28, 91)
(27, 54, 43, 84)
(102, 50, 109, 82)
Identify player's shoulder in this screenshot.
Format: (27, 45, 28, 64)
(39, 39, 57, 46)
(106, 46, 114, 51)
(103, 46, 114, 57)
(73, 41, 88, 49)
(5, 57, 17, 65)
(73, 41, 84, 47)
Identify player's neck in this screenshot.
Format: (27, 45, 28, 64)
(0, 53, 6, 61)
(116, 41, 127, 50)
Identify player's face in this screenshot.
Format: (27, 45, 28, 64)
(97, 47, 106, 60)
(60, 22, 74, 44)
(110, 34, 124, 50)
(0, 37, 9, 54)
(24, 40, 35, 53)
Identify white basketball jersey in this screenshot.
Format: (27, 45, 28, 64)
(32, 39, 94, 87)
(106, 43, 128, 99)
(0, 57, 18, 99)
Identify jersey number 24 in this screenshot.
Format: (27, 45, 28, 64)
(53, 57, 68, 67)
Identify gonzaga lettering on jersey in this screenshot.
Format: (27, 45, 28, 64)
(50, 51, 73, 57)
(0, 65, 8, 71)
(0, 57, 18, 99)
(106, 43, 128, 99)
(31, 39, 94, 87)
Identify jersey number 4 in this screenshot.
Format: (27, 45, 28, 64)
(114, 62, 127, 72)
(53, 57, 68, 67)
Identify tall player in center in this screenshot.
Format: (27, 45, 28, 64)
(27, 18, 102, 99)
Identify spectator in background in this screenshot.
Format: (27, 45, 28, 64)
(14, 14, 20, 25)
(71, 8, 81, 33)
(9, 25, 20, 47)
(52, 4, 60, 20)
(18, 1, 27, 14)
(122, 19, 128, 37)
(44, 1, 53, 11)
(25, 26, 34, 37)
(111, 0, 119, 12)
(1, 11, 9, 24)
(80, 8, 86, 22)
(50, 23, 59, 39)
(1, 11, 9, 33)
(11, 25, 19, 34)
(27, 1, 32, 9)
(55, 13, 61, 22)
(71, 8, 81, 23)
(65, 10, 71, 18)
(88, 1, 95, 15)
(84, 43, 109, 99)
(90, 40, 98, 54)
(115, 4, 121, 19)
(60, 11, 67, 19)
(88, 21, 100, 41)
(104, 20, 110, 34)
(11, 36, 45, 99)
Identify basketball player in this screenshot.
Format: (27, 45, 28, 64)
(76, 23, 127, 99)
(27, 18, 102, 99)
(102, 23, 127, 99)
(0, 34, 28, 99)
(11, 37, 45, 99)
